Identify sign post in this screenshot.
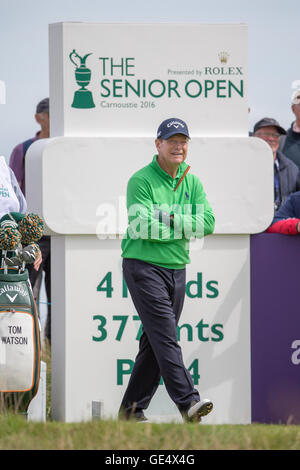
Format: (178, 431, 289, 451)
(26, 23, 273, 423)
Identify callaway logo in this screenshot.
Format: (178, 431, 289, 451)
(6, 293, 17, 303)
(167, 121, 185, 129)
(0, 284, 28, 299)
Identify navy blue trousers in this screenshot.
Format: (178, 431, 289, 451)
(120, 258, 200, 416)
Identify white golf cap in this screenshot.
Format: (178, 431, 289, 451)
(292, 88, 300, 105)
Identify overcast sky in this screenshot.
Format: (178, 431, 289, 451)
(1, 0, 299, 160)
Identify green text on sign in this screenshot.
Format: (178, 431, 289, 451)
(97, 272, 219, 299)
(117, 358, 200, 385)
(92, 315, 223, 342)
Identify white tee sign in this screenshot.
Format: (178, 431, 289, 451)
(49, 22, 248, 137)
(25, 22, 273, 423)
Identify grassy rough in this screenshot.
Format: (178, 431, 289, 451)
(0, 415, 299, 450)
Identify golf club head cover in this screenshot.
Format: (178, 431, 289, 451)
(18, 213, 44, 245)
(0, 211, 44, 255)
(0, 216, 22, 251)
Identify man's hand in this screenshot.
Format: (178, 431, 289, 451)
(33, 250, 42, 271)
(154, 210, 174, 227)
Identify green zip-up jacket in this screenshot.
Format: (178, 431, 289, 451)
(121, 155, 215, 269)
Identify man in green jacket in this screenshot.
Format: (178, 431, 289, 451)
(119, 118, 215, 423)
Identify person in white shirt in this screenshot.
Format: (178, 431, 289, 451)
(0, 155, 41, 270)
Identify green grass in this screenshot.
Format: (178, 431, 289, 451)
(0, 415, 299, 450)
(0, 344, 298, 450)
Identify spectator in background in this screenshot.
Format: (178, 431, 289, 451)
(9, 98, 51, 343)
(266, 191, 300, 234)
(9, 98, 49, 195)
(252, 117, 300, 211)
(279, 89, 300, 169)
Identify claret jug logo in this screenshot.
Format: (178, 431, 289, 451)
(69, 49, 95, 109)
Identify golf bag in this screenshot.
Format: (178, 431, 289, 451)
(0, 267, 41, 414)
